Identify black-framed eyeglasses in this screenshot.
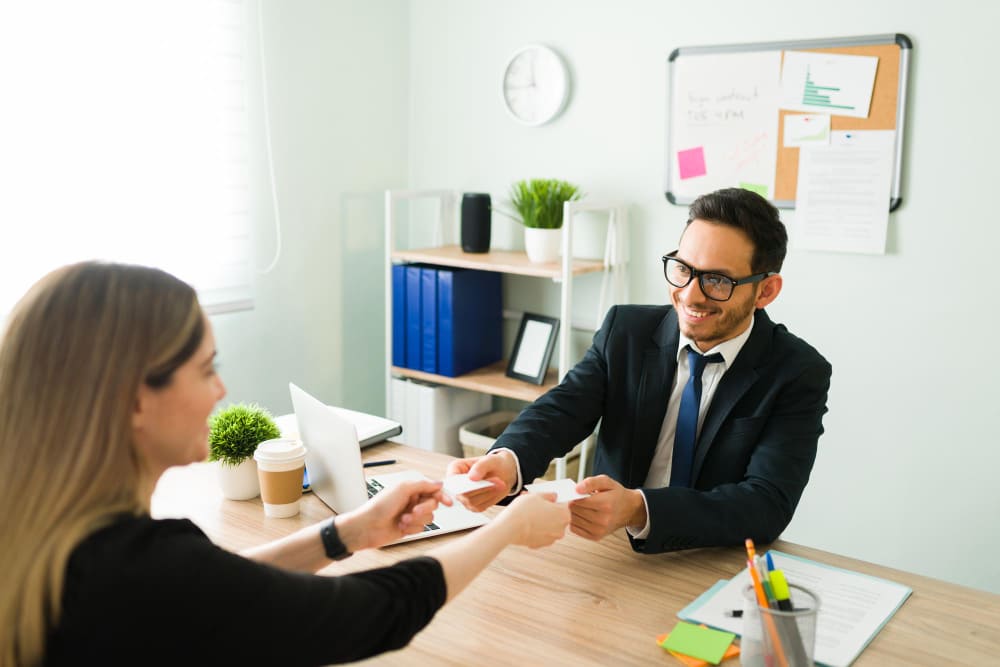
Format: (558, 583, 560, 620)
(661, 251, 776, 302)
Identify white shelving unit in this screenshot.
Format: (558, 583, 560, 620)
(384, 189, 628, 480)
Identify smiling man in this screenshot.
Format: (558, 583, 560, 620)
(448, 187, 832, 554)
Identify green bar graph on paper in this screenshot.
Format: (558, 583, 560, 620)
(802, 66, 854, 111)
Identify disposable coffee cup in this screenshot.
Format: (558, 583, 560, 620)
(740, 583, 819, 667)
(254, 438, 307, 518)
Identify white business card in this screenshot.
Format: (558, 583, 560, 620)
(524, 478, 589, 503)
(442, 473, 494, 496)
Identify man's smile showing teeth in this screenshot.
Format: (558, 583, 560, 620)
(683, 306, 714, 319)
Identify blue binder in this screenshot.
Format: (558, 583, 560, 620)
(420, 267, 438, 373)
(404, 265, 423, 369)
(437, 269, 502, 377)
(391, 264, 406, 367)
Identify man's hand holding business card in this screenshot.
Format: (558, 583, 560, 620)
(564, 474, 648, 542)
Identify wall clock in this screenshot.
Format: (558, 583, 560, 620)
(502, 44, 570, 126)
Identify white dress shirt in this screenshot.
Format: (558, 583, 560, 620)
(628, 314, 755, 539)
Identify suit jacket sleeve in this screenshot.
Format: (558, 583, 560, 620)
(489, 307, 620, 483)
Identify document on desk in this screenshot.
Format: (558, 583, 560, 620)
(678, 550, 911, 667)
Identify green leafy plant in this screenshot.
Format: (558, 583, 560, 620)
(507, 178, 582, 229)
(208, 403, 281, 467)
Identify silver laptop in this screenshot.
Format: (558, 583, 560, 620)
(289, 382, 489, 543)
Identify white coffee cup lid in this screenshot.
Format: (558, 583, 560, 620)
(254, 438, 307, 464)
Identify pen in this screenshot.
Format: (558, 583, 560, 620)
(363, 459, 396, 468)
(755, 555, 769, 590)
(766, 551, 775, 573)
(761, 578, 779, 609)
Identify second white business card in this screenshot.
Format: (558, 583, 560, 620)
(524, 478, 589, 503)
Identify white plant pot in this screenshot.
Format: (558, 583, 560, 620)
(524, 227, 562, 264)
(216, 458, 260, 500)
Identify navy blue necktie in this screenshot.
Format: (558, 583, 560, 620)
(669, 347, 723, 488)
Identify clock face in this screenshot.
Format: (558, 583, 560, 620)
(502, 45, 569, 126)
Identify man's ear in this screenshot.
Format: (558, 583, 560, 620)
(754, 274, 783, 309)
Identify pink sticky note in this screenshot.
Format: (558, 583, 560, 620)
(677, 147, 707, 180)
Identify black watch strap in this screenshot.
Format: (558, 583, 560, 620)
(320, 519, 351, 561)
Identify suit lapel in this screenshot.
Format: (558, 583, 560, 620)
(692, 310, 774, 480)
(629, 309, 680, 485)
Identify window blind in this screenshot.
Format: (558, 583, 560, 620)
(0, 0, 253, 315)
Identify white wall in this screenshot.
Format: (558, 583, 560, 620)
(235, 0, 1000, 594)
(214, 0, 408, 418)
(403, 0, 1000, 593)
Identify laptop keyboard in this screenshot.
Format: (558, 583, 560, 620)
(366, 478, 439, 532)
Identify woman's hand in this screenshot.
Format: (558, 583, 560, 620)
(496, 492, 570, 549)
(336, 479, 452, 552)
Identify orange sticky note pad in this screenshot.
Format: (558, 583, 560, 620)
(656, 629, 740, 666)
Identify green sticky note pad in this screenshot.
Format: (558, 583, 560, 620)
(660, 621, 735, 665)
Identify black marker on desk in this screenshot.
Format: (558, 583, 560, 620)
(363, 459, 396, 468)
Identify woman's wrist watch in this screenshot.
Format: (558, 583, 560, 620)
(320, 519, 352, 561)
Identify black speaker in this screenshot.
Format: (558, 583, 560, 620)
(461, 193, 491, 253)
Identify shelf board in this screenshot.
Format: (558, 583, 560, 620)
(391, 361, 557, 402)
(391, 245, 605, 279)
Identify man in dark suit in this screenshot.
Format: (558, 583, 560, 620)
(448, 188, 831, 554)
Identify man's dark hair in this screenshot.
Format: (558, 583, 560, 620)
(687, 188, 788, 273)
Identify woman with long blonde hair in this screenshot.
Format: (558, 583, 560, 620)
(0, 262, 569, 666)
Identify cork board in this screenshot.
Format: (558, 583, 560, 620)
(665, 34, 911, 211)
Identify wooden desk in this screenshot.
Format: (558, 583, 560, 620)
(152, 443, 1000, 666)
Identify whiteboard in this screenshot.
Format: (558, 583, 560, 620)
(664, 34, 911, 210)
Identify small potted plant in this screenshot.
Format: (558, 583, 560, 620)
(507, 178, 581, 263)
(208, 403, 282, 500)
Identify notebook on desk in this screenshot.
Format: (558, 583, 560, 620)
(289, 382, 489, 543)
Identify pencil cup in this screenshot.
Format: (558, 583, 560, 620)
(740, 584, 819, 667)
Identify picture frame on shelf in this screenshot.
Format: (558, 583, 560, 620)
(506, 313, 560, 385)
